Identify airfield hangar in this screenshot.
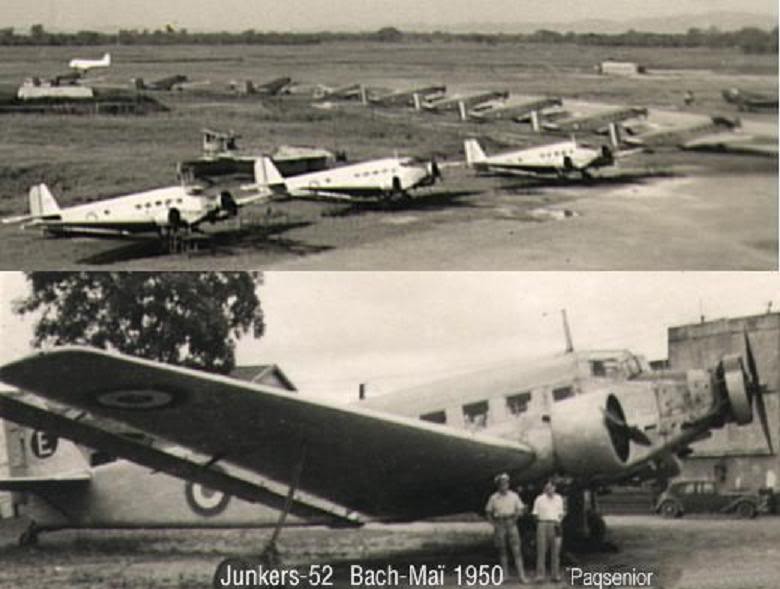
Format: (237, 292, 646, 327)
(668, 311, 779, 492)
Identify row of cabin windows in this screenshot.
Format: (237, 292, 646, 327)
(133, 197, 185, 211)
(354, 168, 396, 178)
(419, 385, 574, 428)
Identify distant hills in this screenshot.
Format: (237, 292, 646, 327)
(405, 11, 778, 35)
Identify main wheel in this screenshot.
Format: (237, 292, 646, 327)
(659, 500, 681, 518)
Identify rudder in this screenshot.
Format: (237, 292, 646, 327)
(464, 139, 487, 167)
(28, 184, 60, 218)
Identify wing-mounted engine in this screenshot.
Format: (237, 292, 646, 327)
(550, 390, 636, 479)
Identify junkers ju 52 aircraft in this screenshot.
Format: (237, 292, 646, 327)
(262, 155, 443, 201)
(1, 157, 283, 250)
(464, 138, 615, 180)
(0, 333, 772, 550)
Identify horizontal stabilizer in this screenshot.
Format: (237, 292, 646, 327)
(0, 472, 91, 492)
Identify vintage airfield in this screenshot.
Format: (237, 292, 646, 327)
(0, 42, 776, 270)
(0, 517, 778, 588)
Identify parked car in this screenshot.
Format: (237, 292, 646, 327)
(655, 480, 764, 519)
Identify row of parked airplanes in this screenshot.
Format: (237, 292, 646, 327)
(2, 123, 631, 250)
(31, 51, 778, 115)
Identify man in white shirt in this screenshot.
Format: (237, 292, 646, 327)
(485, 473, 528, 583)
(532, 479, 566, 582)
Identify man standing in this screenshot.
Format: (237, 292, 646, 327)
(485, 473, 528, 584)
(533, 479, 566, 582)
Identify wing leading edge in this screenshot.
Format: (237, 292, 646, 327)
(0, 347, 536, 520)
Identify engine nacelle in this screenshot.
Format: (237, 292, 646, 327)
(550, 390, 631, 479)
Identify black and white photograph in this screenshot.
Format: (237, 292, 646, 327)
(0, 1, 776, 269)
(0, 0, 778, 588)
(0, 271, 778, 588)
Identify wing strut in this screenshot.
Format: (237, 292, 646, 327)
(261, 442, 307, 565)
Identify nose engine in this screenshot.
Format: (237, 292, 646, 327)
(550, 390, 636, 479)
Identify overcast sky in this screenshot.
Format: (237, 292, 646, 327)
(2, 272, 777, 402)
(1, 0, 775, 32)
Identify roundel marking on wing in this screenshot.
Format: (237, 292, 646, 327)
(30, 430, 59, 459)
(93, 389, 179, 410)
(185, 481, 231, 517)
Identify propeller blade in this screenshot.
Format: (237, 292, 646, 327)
(603, 407, 652, 446)
(744, 331, 773, 453)
(743, 331, 759, 386)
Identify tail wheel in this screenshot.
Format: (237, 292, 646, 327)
(735, 501, 756, 519)
(660, 500, 681, 518)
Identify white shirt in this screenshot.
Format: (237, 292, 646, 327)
(485, 490, 524, 518)
(532, 493, 565, 522)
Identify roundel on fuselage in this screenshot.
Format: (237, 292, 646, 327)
(184, 481, 231, 517)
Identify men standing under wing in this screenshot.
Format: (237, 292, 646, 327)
(485, 473, 529, 583)
(533, 479, 566, 582)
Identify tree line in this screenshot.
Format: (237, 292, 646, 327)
(0, 25, 776, 53)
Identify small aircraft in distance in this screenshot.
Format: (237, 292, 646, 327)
(721, 88, 778, 112)
(68, 52, 111, 74)
(369, 84, 447, 108)
(264, 155, 443, 201)
(423, 90, 510, 119)
(542, 106, 649, 134)
(464, 138, 614, 179)
(1, 158, 283, 249)
(468, 96, 564, 127)
(229, 76, 294, 96)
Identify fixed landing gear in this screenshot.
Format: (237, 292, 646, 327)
(18, 522, 39, 547)
(563, 489, 615, 553)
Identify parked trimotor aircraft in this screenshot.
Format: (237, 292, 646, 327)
(423, 90, 510, 119)
(313, 83, 375, 103)
(468, 97, 564, 127)
(721, 88, 778, 112)
(620, 116, 740, 149)
(543, 106, 649, 134)
(1, 158, 283, 246)
(132, 75, 194, 92)
(464, 138, 614, 179)
(264, 156, 442, 200)
(68, 53, 111, 73)
(0, 334, 771, 549)
(369, 85, 447, 108)
(230, 77, 293, 96)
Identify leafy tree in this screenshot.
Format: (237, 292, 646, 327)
(14, 272, 264, 374)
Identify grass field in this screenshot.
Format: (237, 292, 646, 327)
(0, 42, 776, 269)
(0, 516, 779, 588)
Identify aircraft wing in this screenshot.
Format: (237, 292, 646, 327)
(0, 347, 536, 520)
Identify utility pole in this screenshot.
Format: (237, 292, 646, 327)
(359, 383, 366, 401)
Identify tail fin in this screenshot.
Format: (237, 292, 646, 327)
(3, 409, 90, 479)
(253, 157, 287, 193)
(29, 184, 60, 218)
(464, 139, 487, 167)
(102, 53, 111, 66)
(607, 122, 622, 149)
